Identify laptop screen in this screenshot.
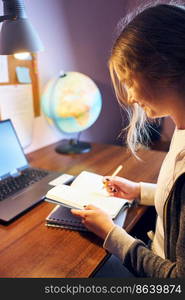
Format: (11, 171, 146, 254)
(0, 119, 29, 178)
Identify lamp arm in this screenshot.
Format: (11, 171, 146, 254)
(0, 14, 15, 22)
(1, 0, 27, 20)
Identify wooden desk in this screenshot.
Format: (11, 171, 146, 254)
(0, 142, 166, 278)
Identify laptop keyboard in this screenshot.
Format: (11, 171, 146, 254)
(0, 168, 49, 201)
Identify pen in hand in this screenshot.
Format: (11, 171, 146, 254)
(111, 165, 123, 177)
(102, 164, 123, 190)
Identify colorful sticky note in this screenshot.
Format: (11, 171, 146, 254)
(16, 66, 31, 83)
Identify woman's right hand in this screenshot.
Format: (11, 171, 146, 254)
(103, 176, 141, 201)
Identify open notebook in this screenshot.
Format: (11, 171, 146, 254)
(45, 171, 129, 219)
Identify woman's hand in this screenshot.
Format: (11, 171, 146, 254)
(103, 176, 141, 201)
(71, 205, 115, 240)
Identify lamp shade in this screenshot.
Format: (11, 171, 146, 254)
(0, 18, 44, 55)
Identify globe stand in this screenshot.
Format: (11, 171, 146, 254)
(55, 138, 91, 154)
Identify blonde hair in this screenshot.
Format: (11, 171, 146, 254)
(109, 61, 151, 156)
(109, 2, 185, 156)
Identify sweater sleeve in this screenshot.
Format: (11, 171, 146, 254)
(104, 228, 180, 277)
(103, 225, 136, 261)
(103, 175, 185, 278)
(123, 241, 177, 277)
(139, 182, 156, 206)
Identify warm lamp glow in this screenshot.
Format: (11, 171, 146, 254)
(14, 52, 31, 60)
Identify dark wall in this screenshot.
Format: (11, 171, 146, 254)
(55, 0, 129, 144)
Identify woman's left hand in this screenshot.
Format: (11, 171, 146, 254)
(71, 205, 115, 240)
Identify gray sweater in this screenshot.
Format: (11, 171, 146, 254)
(123, 173, 185, 277)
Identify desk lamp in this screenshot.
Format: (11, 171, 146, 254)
(0, 0, 43, 55)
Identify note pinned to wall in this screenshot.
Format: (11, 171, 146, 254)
(0, 56, 9, 83)
(0, 84, 34, 148)
(16, 66, 31, 83)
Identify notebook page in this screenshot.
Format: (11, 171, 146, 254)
(71, 171, 108, 196)
(87, 192, 128, 218)
(46, 184, 88, 209)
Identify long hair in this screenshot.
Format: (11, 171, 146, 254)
(109, 1, 185, 156)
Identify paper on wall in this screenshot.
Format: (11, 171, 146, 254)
(0, 56, 9, 83)
(0, 84, 34, 148)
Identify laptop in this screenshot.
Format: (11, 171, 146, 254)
(0, 119, 63, 223)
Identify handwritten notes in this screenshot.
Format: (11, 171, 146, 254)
(0, 84, 34, 148)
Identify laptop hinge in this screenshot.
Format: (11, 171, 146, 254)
(0, 173, 10, 181)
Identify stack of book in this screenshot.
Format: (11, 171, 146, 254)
(46, 205, 88, 231)
(45, 203, 130, 232)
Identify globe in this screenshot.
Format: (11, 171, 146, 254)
(41, 71, 102, 154)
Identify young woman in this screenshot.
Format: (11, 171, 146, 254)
(71, 3, 185, 277)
